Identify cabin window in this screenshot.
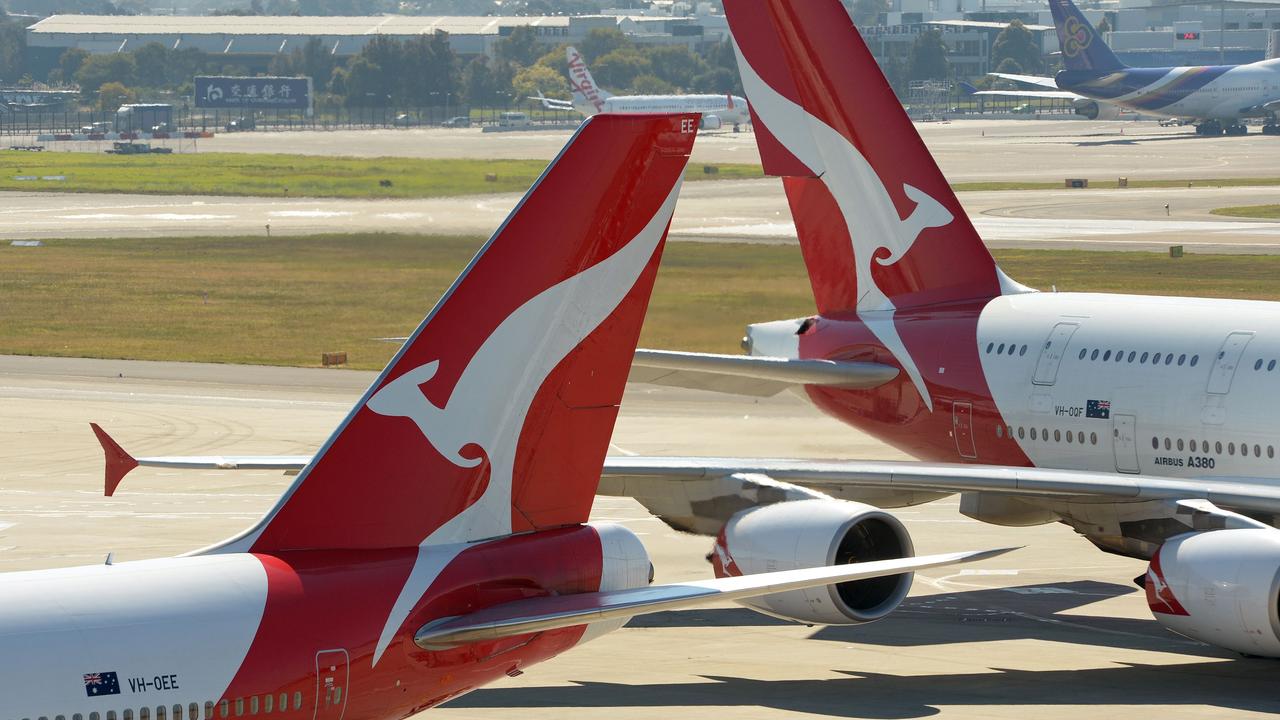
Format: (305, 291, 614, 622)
(1270, 360, 1277, 372)
(279, 694, 287, 712)
(1091, 349, 1100, 361)
(1164, 437, 1171, 450)
(1066, 431, 1074, 443)
(204, 703, 215, 720)
(1176, 439, 1184, 451)
(1018, 427, 1026, 439)
(264, 695, 273, 714)
(1191, 354, 1200, 366)
(1140, 352, 1149, 363)
(997, 343, 1005, 354)
(1269, 446, 1275, 459)
(996, 425, 1003, 438)
(156, 707, 165, 720)
(987, 342, 995, 354)
(1152, 437, 1159, 449)
(1256, 445, 1263, 458)
(189, 705, 198, 720)
(293, 693, 303, 710)
(1127, 351, 1136, 362)
(1178, 354, 1187, 366)
(1154, 352, 1163, 364)
(1078, 348, 1087, 360)
(74, 715, 83, 720)
(1229, 442, 1236, 455)
(1103, 350, 1112, 361)
(1217, 441, 1224, 454)
(140, 709, 149, 720)
(1054, 429, 1062, 442)
(1115, 350, 1124, 363)
(1031, 427, 1038, 440)
(250, 697, 259, 716)
(124, 712, 133, 720)
(1019, 344, 1028, 356)
(235, 699, 244, 718)
(1256, 359, 1264, 371)
(1077, 431, 1085, 444)
(1190, 439, 1198, 452)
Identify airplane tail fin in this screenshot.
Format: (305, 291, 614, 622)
(214, 113, 697, 554)
(958, 81, 980, 95)
(724, 0, 1008, 315)
(567, 46, 613, 114)
(1049, 0, 1125, 72)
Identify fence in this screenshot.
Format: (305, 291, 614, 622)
(0, 103, 582, 137)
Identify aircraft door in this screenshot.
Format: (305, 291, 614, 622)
(314, 649, 349, 720)
(1113, 414, 1139, 474)
(1207, 331, 1254, 394)
(1032, 322, 1079, 386)
(953, 401, 977, 459)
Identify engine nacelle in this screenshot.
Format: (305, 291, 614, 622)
(711, 499, 914, 624)
(575, 521, 653, 645)
(700, 114, 723, 130)
(1072, 98, 1121, 120)
(1147, 528, 1280, 656)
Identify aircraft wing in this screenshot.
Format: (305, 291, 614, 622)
(529, 93, 576, 111)
(988, 72, 1062, 89)
(969, 89, 1081, 100)
(628, 349, 899, 397)
(413, 547, 1014, 648)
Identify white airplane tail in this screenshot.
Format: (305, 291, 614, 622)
(567, 46, 613, 115)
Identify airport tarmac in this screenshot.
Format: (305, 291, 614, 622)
(6, 179, 1279, 252)
(1, 354, 1277, 718)
(38, 118, 1280, 182)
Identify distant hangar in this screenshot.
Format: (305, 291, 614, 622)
(24, 13, 728, 73)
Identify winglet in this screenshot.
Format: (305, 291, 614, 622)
(90, 423, 138, 497)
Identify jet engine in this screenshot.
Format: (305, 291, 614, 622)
(1072, 99, 1121, 120)
(700, 114, 723, 130)
(1147, 528, 1280, 657)
(710, 499, 914, 624)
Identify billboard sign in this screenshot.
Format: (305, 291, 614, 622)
(195, 76, 312, 112)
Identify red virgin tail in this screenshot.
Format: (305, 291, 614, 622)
(212, 114, 698, 555)
(724, 0, 1008, 314)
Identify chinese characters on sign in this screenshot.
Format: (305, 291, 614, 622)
(195, 76, 313, 111)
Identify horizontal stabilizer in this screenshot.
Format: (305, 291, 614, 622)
(988, 72, 1062, 89)
(414, 547, 1015, 648)
(629, 349, 899, 397)
(968, 89, 1080, 100)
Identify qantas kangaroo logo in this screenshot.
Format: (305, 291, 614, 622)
(367, 181, 683, 664)
(732, 42, 947, 410)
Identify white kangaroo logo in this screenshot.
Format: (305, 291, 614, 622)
(368, 180, 683, 665)
(733, 42, 950, 410)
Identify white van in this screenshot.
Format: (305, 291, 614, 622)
(498, 111, 532, 128)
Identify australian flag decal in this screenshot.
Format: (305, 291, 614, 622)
(85, 671, 121, 697)
(1086, 399, 1111, 419)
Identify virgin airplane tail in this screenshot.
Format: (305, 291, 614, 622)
(567, 46, 613, 114)
(725, 0, 1012, 315)
(213, 113, 697, 555)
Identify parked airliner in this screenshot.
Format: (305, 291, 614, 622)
(971, 0, 1280, 134)
(7, 112, 1006, 720)
(533, 46, 751, 131)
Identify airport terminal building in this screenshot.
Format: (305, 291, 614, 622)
(24, 12, 729, 76)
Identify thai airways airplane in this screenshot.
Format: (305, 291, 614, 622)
(533, 46, 752, 131)
(86, 0, 1280, 659)
(970, 0, 1280, 134)
(6, 112, 1007, 720)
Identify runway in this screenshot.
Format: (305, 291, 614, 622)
(2, 355, 1277, 718)
(8, 179, 1279, 252)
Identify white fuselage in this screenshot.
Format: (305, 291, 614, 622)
(978, 291, 1280, 483)
(576, 94, 751, 126)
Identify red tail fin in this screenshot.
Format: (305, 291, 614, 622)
(215, 114, 698, 554)
(725, 0, 1005, 313)
(91, 422, 138, 497)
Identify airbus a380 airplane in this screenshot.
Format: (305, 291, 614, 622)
(87, 0, 1280, 660)
(533, 46, 752, 131)
(971, 0, 1280, 134)
(10, 113, 1005, 720)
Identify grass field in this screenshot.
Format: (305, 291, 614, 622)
(4, 235, 1280, 370)
(0, 151, 764, 198)
(5, 150, 1280, 199)
(1209, 204, 1280, 219)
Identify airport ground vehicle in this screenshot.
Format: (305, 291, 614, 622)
(224, 116, 256, 132)
(441, 115, 470, 128)
(497, 111, 531, 127)
(13, 112, 1001, 719)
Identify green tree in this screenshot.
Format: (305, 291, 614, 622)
(908, 29, 950, 81)
(132, 42, 169, 88)
(991, 20, 1042, 75)
(75, 53, 138, 99)
(496, 26, 543, 67)
(0, 14, 25, 84)
(512, 63, 566, 102)
(59, 48, 90, 84)
(994, 56, 1024, 75)
(851, 0, 889, 26)
(97, 80, 136, 112)
(697, 40, 743, 95)
(630, 74, 675, 95)
(462, 56, 498, 105)
(690, 67, 737, 94)
(592, 48, 649, 90)
(644, 45, 706, 90)
(578, 28, 629, 62)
